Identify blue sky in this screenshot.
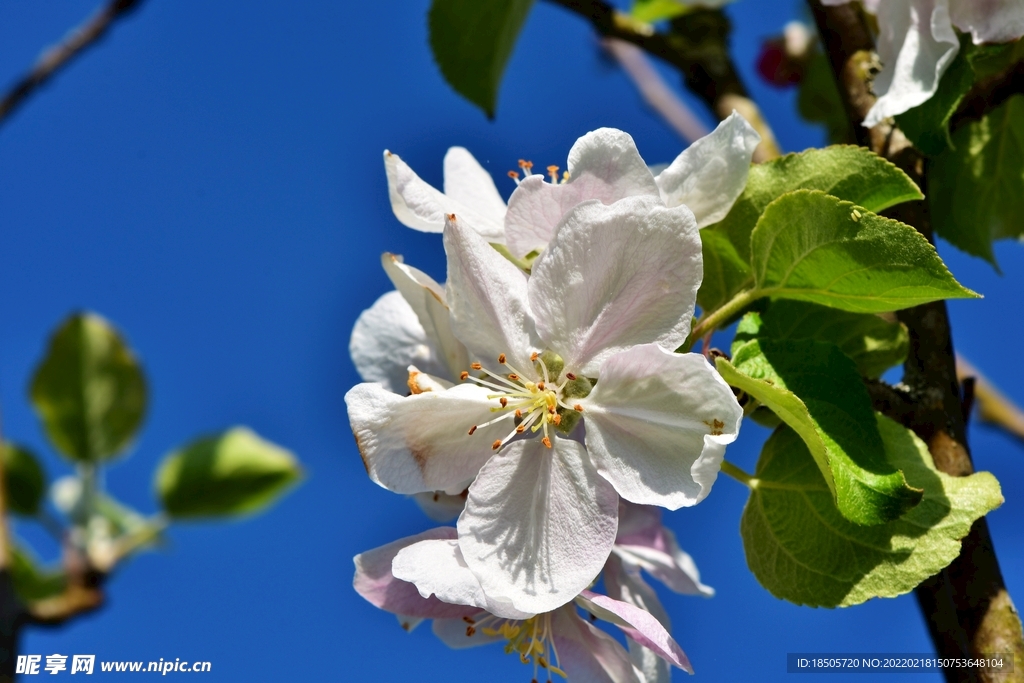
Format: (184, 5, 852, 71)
(0, 1, 1021, 680)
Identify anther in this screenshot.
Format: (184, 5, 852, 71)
(471, 362, 482, 370)
(468, 426, 477, 435)
(538, 656, 548, 669)
(463, 616, 475, 624)
(498, 353, 507, 364)
(492, 440, 502, 450)
(516, 425, 525, 433)
(508, 373, 519, 381)
(547, 165, 559, 182)
(515, 409, 523, 418)
(466, 626, 476, 637)
(446, 213, 457, 221)
(508, 170, 520, 179)
(542, 437, 552, 448)
(500, 397, 508, 407)
(460, 371, 469, 380)
(537, 381, 545, 390)
(552, 414, 561, 425)
(565, 372, 576, 380)
(548, 406, 556, 414)
(531, 352, 539, 361)
(574, 404, 584, 412)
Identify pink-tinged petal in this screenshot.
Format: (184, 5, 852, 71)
(382, 253, 469, 381)
(604, 554, 674, 683)
(457, 437, 619, 616)
(655, 112, 760, 227)
(443, 147, 507, 227)
(412, 489, 466, 522)
(616, 501, 665, 546)
(353, 528, 478, 620)
(504, 128, 660, 258)
(393, 538, 533, 619)
(614, 503, 714, 597)
(350, 291, 446, 394)
(443, 213, 541, 373)
(863, 0, 959, 126)
(395, 615, 424, 632)
(384, 150, 505, 241)
(431, 612, 503, 649)
(529, 198, 701, 376)
(578, 591, 693, 673)
(950, 0, 1024, 43)
(580, 345, 743, 509)
(345, 382, 507, 495)
(550, 606, 644, 683)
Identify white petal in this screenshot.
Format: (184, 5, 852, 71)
(504, 128, 660, 258)
(551, 607, 644, 683)
(578, 590, 692, 673)
(580, 345, 742, 509)
(655, 111, 760, 228)
(432, 612, 503, 649)
(443, 213, 541, 373)
(345, 382, 508, 494)
(615, 502, 714, 597)
(863, 0, 959, 126)
(457, 437, 619, 615)
(603, 554, 672, 683)
(382, 253, 469, 380)
(353, 527, 480, 620)
(384, 150, 505, 241)
(350, 291, 446, 394)
(407, 366, 454, 394)
(411, 490, 466, 522)
(529, 198, 701, 376)
(950, 0, 1024, 43)
(443, 147, 507, 227)
(393, 538, 532, 619)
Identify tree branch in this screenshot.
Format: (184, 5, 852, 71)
(0, 0, 145, 128)
(0, 423, 24, 683)
(808, 3, 1024, 680)
(543, 0, 781, 161)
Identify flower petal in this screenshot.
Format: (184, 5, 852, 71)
(383, 253, 468, 380)
(353, 528, 479, 620)
(412, 490, 466, 522)
(529, 198, 701, 376)
(863, 0, 959, 126)
(603, 554, 672, 683)
(504, 128, 660, 258)
(578, 590, 693, 674)
(614, 502, 714, 597)
(457, 437, 619, 615)
(384, 150, 505, 241)
(393, 538, 532, 619)
(431, 612, 503, 649)
(551, 606, 644, 683)
(345, 382, 507, 494)
(950, 0, 1024, 44)
(655, 111, 760, 228)
(443, 213, 541, 373)
(443, 147, 507, 228)
(580, 345, 742, 509)
(350, 291, 446, 394)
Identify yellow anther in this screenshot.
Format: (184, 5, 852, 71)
(508, 170, 520, 179)
(542, 437, 552, 448)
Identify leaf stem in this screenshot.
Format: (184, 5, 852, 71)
(720, 460, 757, 488)
(688, 288, 760, 347)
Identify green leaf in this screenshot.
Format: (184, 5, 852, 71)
(2, 442, 46, 516)
(797, 51, 852, 145)
(10, 545, 66, 602)
(701, 147, 923, 312)
(428, 0, 535, 118)
(631, 0, 690, 23)
(156, 427, 301, 519)
(752, 300, 908, 379)
(750, 190, 978, 313)
(894, 37, 975, 155)
(741, 416, 1003, 607)
(930, 95, 1024, 266)
(717, 331, 922, 525)
(29, 313, 147, 463)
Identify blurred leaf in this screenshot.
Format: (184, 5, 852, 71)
(156, 427, 301, 519)
(3, 442, 46, 516)
(797, 51, 852, 144)
(631, 0, 690, 23)
(895, 38, 975, 155)
(742, 416, 1003, 607)
(750, 190, 978, 313)
(30, 313, 147, 462)
(957, 355, 1024, 445)
(930, 95, 1024, 267)
(428, 0, 535, 118)
(10, 545, 66, 602)
(719, 326, 922, 525)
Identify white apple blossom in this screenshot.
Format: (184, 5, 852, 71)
(346, 195, 743, 616)
(354, 527, 693, 682)
(822, 0, 1024, 126)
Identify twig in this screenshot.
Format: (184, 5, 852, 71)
(0, 0, 145, 127)
(957, 355, 1024, 445)
(602, 38, 711, 143)
(543, 0, 781, 161)
(808, 3, 1024, 680)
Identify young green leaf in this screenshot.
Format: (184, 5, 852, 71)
(631, 0, 690, 23)
(750, 190, 978, 313)
(697, 228, 752, 313)
(2, 442, 46, 516)
(30, 313, 147, 463)
(428, 0, 535, 118)
(156, 427, 302, 519)
(741, 417, 1003, 607)
(10, 546, 67, 602)
(717, 331, 922, 525)
(753, 300, 909, 379)
(930, 95, 1024, 267)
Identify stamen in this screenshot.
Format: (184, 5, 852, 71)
(565, 372, 576, 380)
(537, 381, 545, 390)
(547, 165, 559, 182)
(508, 373, 519, 381)
(498, 353, 506, 364)
(574, 404, 584, 412)
(468, 425, 477, 435)
(552, 414, 561, 426)
(542, 437, 552, 448)
(471, 362, 482, 370)
(531, 352, 539, 361)
(466, 626, 476, 636)
(463, 616, 476, 624)
(460, 371, 469, 380)
(518, 159, 534, 175)
(492, 440, 502, 450)
(500, 397, 508, 407)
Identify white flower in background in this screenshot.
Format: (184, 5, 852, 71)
(822, 0, 1024, 126)
(384, 146, 507, 243)
(346, 196, 743, 616)
(503, 112, 760, 258)
(354, 528, 693, 681)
